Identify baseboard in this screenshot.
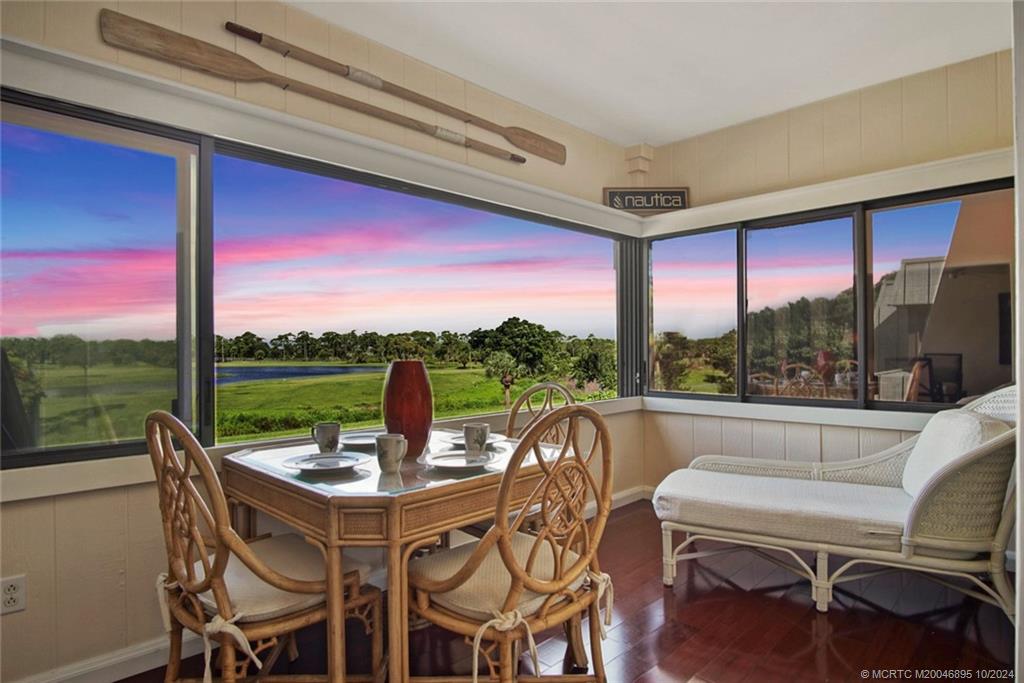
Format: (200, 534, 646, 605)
(12, 632, 207, 683)
(19, 486, 655, 683)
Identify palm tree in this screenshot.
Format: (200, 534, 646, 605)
(485, 351, 527, 409)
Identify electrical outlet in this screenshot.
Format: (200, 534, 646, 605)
(1, 575, 26, 615)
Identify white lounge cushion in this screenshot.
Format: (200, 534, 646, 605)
(197, 533, 371, 623)
(408, 531, 585, 622)
(653, 469, 911, 551)
(902, 409, 1010, 497)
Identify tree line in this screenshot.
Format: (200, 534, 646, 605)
(216, 317, 617, 396)
(654, 288, 855, 393)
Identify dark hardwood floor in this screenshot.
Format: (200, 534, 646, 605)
(121, 501, 1014, 682)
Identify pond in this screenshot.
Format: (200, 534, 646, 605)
(215, 364, 386, 385)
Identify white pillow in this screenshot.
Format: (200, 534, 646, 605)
(902, 409, 1009, 497)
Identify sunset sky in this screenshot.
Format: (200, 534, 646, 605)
(652, 206, 960, 340)
(2, 121, 960, 345)
(1, 122, 616, 341)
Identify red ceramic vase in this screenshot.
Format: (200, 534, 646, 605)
(382, 360, 433, 458)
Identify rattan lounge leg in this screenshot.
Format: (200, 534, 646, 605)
(815, 550, 831, 613)
(220, 634, 238, 683)
(662, 525, 676, 586)
(991, 559, 1016, 620)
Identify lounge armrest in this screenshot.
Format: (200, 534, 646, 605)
(690, 436, 917, 488)
(689, 455, 815, 479)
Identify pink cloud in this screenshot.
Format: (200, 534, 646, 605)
(2, 247, 175, 337)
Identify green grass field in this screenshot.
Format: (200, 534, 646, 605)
(216, 366, 511, 442)
(653, 363, 730, 394)
(19, 362, 539, 446)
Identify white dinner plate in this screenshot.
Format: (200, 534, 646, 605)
(283, 452, 370, 474)
(419, 449, 496, 471)
(340, 432, 379, 451)
(439, 433, 507, 449)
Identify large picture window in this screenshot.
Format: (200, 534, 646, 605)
(647, 181, 1013, 408)
(212, 152, 618, 443)
(650, 229, 737, 395)
(746, 216, 857, 401)
(1, 104, 197, 461)
(868, 188, 1014, 403)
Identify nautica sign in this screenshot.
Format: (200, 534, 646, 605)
(603, 187, 689, 216)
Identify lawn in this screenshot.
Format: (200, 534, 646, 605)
(16, 363, 582, 447)
(654, 363, 730, 394)
(216, 367, 509, 442)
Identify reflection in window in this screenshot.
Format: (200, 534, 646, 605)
(650, 230, 737, 394)
(213, 154, 617, 443)
(745, 217, 857, 400)
(869, 189, 1014, 403)
(0, 105, 196, 455)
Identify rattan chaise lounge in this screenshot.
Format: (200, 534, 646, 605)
(653, 386, 1017, 621)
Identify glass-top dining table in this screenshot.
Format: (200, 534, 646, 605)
(220, 428, 562, 682)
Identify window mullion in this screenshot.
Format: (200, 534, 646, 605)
(196, 136, 216, 446)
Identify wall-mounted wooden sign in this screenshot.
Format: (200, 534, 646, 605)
(603, 187, 688, 216)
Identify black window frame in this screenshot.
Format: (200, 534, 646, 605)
(645, 177, 1015, 412)
(1, 88, 632, 468)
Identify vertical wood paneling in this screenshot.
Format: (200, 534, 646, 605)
(44, 1, 118, 61)
(860, 80, 903, 172)
(751, 420, 786, 460)
(902, 67, 948, 164)
(604, 412, 644, 491)
(0, 498, 56, 682)
(784, 422, 821, 462)
(995, 50, 1013, 146)
(1, 1, 46, 42)
(821, 426, 860, 462)
(822, 92, 861, 179)
(692, 416, 723, 457)
(720, 418, 753, 458)
(643, 412, 694, 485)
(54, 489, 128, 665)
(650, 50, 1010, 202)
(858, 428, 901, 458)
(327, 23, 373, 138)
(126, 483, 168, 641)
(787, 102, 824, 185)
(948, 53, 999, 156)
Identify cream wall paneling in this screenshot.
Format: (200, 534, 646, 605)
(642, 147, 1013, 238)
(0, 39, 642, 239)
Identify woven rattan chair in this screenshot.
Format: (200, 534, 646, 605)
(505, 382, 576, 441)
(408, 404, 614, 682)
(145, 411, 385, 682)
(654, 386, 1017, 622)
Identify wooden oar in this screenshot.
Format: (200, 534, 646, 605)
(224, 22, 567, 166)
(99, 9, 526, 164)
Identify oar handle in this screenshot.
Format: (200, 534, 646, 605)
(226, 22, 352, 79)
(270, 75, 525, 163)
(225, 21, 502, 135)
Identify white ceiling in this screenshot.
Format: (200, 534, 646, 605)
(292, 2, 1012, 147)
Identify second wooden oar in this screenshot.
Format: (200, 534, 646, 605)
(99, 9, 525, 164)
(225, 21, 567, 166)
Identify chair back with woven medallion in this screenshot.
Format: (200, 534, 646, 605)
(506, 381, 575, 445)
(493, 403, 612, 612)
(145, 410, 232, 605)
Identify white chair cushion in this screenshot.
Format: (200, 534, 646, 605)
(653, 469, 912, 551)
(197, 533, 371, 623)
(408, 531, 585, 622)
(901, 409, 1010, 498)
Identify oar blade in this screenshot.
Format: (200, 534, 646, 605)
(100, 9, 268, 83)
(504, 127, 567, 165)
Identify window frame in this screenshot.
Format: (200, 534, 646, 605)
(1, 88, 629, 468)
(644, 178, 1015, 412)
